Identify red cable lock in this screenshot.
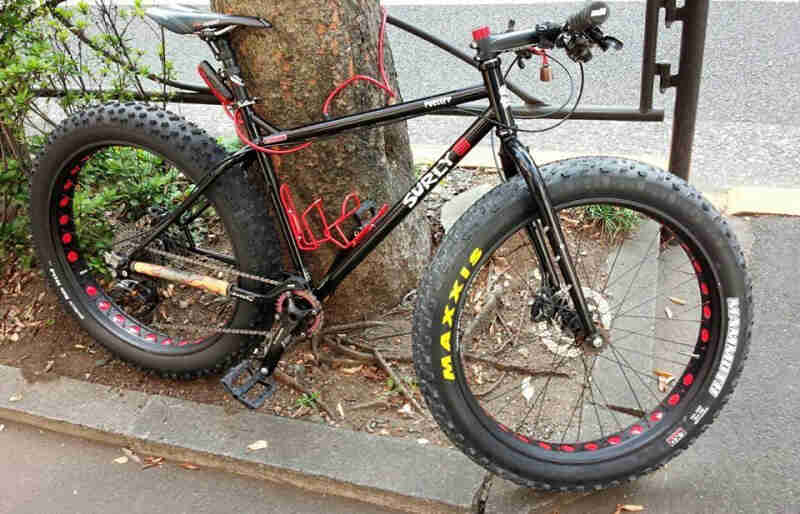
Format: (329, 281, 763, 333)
(197, 8, 395, 249)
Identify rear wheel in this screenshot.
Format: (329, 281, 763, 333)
(413, 157, 751, 489)
(30, 102, 281, 378)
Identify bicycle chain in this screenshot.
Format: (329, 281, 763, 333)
(145, 247, 281, 286)
(132, 246, 281, 338)
(150, 322, 270, 337)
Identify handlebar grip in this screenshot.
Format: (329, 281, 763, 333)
(565, 1, 610, 32)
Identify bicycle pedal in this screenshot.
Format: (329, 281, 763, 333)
(221, 359, 275, 409)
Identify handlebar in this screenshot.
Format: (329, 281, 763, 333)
(473, 1, 617, 62)
(565, 1, 610, 33)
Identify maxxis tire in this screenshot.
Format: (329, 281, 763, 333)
(30, 102, 281, 378)
(412, 157, 752, 490)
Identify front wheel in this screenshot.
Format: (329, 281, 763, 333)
(412, 157, 751, 490)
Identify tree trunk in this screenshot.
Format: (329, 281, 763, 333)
(210, 0, 430, 321)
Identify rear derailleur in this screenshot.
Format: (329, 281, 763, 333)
(221, 289, 323, 409)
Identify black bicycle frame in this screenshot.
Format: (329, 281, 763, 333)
(131, 15, 597, 338)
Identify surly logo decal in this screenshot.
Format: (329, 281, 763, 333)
(402, 156, 455, 209)
(709, 298, 740, 398)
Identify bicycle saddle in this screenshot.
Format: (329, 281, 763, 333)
(145, 5, 271, 35)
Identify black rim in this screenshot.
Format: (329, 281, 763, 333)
(49, 144, 242, 355)
(451, 197, 723, 463)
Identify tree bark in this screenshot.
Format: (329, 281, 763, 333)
(210, 0, 430, 321)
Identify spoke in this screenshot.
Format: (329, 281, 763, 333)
(484, 334, 566, 411)
(602, 229, 626, 293)
(521, 349, 573, 436)
(586, 401, 646, 419)
(593, 353, 660, 385)
(591, 367, 624, 432)
(573, 227, 596, 292)
(608, 229, 660, 331)
(609, 276, 698, 322)
(673, 300, 706, 318)
(610, 326, 697, 348)
(602, 235, 659, 294)
(585, 355, 606, 438)
(615, 314, 700, 323)
(607, 343, 691, 366)
(607, 340, 646, 416)
(602, 344, 662, 403)
(561, 356, 589, 443)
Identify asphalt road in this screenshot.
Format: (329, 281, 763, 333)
(0, 420, 402, 514)
(100, 0, 800, 192)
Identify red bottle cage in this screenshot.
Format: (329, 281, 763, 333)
(279, 185, 388, 251)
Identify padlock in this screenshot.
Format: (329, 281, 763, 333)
(540, 63, 552, 82)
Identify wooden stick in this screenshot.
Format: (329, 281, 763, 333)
(372, 347, 424, 414)
(322, 321, 394, 334)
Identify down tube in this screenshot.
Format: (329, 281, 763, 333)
(314, 115, 495, 300)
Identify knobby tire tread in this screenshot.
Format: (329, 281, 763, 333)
(412, 157, 752, 491)
(30, 102, 281, 380)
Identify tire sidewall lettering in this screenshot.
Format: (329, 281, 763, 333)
(437, 247, 482, 382)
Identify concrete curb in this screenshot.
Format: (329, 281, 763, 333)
(410, 144, 800, 217)
(0, 364, 485, 513)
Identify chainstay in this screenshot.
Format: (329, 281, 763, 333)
(144, 247, 281, 286)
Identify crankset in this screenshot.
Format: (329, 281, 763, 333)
(221, 290, 322, 409)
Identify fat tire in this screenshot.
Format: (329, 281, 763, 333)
(412, 157, 752, 490)
(30, 102, 281, 378)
